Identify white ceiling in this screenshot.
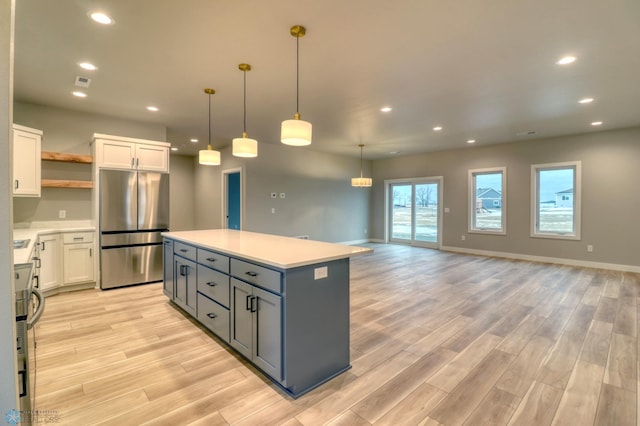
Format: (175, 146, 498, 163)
(13, 0, 640, 159)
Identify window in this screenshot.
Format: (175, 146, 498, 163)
(469, 167, 506, 234)
(531, 161, 581, 239)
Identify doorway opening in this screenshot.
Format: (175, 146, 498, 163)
(222, 168, 243, 230)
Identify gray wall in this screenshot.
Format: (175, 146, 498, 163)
(1, 0, 18, 411)
(169, 154, 195, 231)
(371, 126, 640, 267)
(12, 102, 195, 230)
(194, 142, 371, 243)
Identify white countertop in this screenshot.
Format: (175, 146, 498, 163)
(162, 229, 373, 269)
(13, 223, 96, 265)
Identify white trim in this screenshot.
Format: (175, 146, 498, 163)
(338, 239, 370, 245)
(221, 167, 245, 230)
(468, 166, 506, 235)
(92, 132, 170, 147)
(441, 245, 640, 273)
(530, 161, 582, 240)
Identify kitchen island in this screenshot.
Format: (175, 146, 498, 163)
(161, 229, 372, 398)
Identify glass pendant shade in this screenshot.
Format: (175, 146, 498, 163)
(351, 177, 372, 187)
(281, 114, 312, 146)
(233, 133, 258, 157)
(199, 146, 221, 165)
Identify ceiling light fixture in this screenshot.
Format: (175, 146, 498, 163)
(351, 144, 372, 188)
(433, 126, 443, 131)
(171, 147, 178, 151)
(89, 12, 114, 25)
(578, 98, 594, 104)
(281, 25, 312, 146)
(190, 138, 198, 143)
(72, 91, 87, 98)
(556, 56, 576, 65)
(591, 121, 603, 126)
(233, 63, 258, 158)
(146, 106, 159, 112)
(467, 139, 476, 144)
(79, 62, 97, 71)
(380, 106, 392, 113)
(199, 88, 221, 166)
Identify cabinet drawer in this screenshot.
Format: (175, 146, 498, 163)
(174, 241, 197, 261)
(230, 259, 282, 294)
(197, 248, 229, 274)
(197, 264, 229, 307)
(63, 232, 94, 244)
(197, 293, 230, 342)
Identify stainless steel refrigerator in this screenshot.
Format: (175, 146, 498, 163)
(99, 169, 169, 289)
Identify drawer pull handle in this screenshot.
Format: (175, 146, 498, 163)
(206, 312, 217, 319)
(246, 271, 258, 277)
(206, 257, 216, 262)
(73, 237, 84, 241)
(179, 248, 188, 253)
(206, 282, 217, 287)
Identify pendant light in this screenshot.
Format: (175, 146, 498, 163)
(199, 88, 221, 166)
(351, 144, 372, 187)
(233, 63, 258, 157)
(281, 25, 312, 146)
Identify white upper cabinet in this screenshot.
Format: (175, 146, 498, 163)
(93, 133, 170, 172)
(12, 124, 42, 197)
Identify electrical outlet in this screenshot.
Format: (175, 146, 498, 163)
(270, 192, 277, 198)
(445, 207, 450, 213)
(587, 245, 594, 252)
(279, 193, 286, 199)
(59, 210, 66, 219)
(271, 208, 275, 214)
(314, 266, 328, 280)
(461, 235, 466, 241)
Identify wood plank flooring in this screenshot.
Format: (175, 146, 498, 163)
(33, 244, 639, 425)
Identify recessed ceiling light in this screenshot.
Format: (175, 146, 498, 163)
(89, 12, 114, 25)
(578, 97, 594, 104)
(171, 147, 178, 151)
(146, 106, 159, 112)
(467, 139, 476, 144)
(433, 126, 443, 131)
(591, 121, 603, 126)
(389, 151, 400, 155)
(79, 62, 97, 71)
(190, 138, 198, 143)
(380, 106, 392, 113)
(72, 91, 87, 98)
(556, 56, 576, 65)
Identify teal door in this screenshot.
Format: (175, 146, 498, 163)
(227, 172, 241, 230)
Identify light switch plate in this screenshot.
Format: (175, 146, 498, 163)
(314, 266, 328, 280)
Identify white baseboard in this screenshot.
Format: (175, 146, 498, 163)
(441, 245, 640, 273)
(339, 239, 371, 245)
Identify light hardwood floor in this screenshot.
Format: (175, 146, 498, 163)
(33, 244, 638, 425)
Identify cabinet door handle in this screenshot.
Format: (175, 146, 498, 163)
(206, 257, 216, 262)
(206, 282, 217, 287)
(15, 180, 19, 189)
(179, 265, 185, 276)
(131, 157, 135, 168)
(41, 241, 45, 251)
(246, 271, 258, 278)
(89, 248, 92, 257)
(206, 312, 217, 319)
(32, 257, 41, 269)
(34, 275, 39, 289)
(250, 296, 257, 313)
(18, 370, 27, 397)
(246, 294, 252, 311)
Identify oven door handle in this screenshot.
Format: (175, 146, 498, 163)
(27, 288, 45, 330)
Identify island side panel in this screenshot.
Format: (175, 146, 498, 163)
(283, 257, 350, 396)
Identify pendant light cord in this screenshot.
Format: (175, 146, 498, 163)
(243, 69, 247, 133)
(208, 94, 212, 146)
(360, 146, 364, 178)
(296, 34, 300, 115)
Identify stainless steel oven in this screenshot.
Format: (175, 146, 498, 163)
(15, 262, 45, 425)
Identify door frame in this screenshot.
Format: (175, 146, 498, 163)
(222, 167, 245, 230)
(384, 176, 443, 249)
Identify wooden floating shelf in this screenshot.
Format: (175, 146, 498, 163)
(42, 151, 93, 164)
(41, 179, 93, 189)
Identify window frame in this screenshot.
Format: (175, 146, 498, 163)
(530, 161, 582, 240)
(468, 167, 507, 235)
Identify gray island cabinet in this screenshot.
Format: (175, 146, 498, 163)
(161, 229, 372, 398)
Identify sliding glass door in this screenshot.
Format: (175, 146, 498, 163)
(388, 178, 442, 248)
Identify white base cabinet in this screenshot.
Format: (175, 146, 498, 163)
(38, 234, 61, 291)
(62, 232, 95, 285)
